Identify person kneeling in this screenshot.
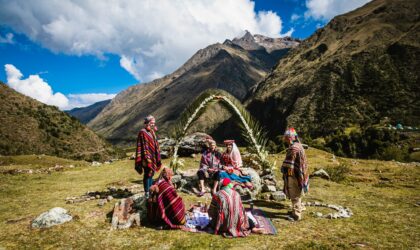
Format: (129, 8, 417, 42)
(208, 178, 250, 238)
(147, 167, 186, 229)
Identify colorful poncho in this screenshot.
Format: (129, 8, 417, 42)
(220, 153, 252, 188)
(199, 149, 222, 170)
(281, 142, 309, 197)
(147, 179, 186, 229)
(135, 128, 161, 172)
(208, 187, 250, 238)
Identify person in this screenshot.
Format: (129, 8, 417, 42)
(218, 140, 253, 190)
(197, 139, 222, 196)
(147, 167, 186, 229)
(135, 115, 162, 198)
(280, 127, 309, 221)
(208, 178, 250, 238)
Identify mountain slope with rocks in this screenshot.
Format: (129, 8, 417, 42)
(247, 0, 420, 141)
(88, 32, 299, 145)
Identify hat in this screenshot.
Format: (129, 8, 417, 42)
(223, 139, 235, 145)
(284, 127, 298, 137)
(144, 115, 155, 124)
(222, 178, 231, 187)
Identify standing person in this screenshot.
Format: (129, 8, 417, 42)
(197, 139, 222, 196)
(281, 127, 309, 221)
(135, 115, 162, 198)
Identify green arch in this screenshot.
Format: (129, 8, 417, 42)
(169, 89, 273, 171)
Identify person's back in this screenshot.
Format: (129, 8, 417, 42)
(208, 178, 250, 237)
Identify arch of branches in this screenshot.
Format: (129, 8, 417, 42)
(169, 89, 273, 172)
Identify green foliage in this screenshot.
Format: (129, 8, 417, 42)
(325, 164, 351, 182)
(323, 126, 414, 162)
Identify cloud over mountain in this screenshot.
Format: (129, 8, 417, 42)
(0, 0, 288, 82)
(305, 0, 372, 20)
(4, 64, 115, 110)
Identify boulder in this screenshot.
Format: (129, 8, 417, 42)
(262, 184, 276, 192)
(271, 191, 286, 201)
(159, 132, 211, 158)
(32, 207, 73, 228)
(111, 195, 146, 230)
(310, 169, 330, 180)
(241, 168, 261, 197)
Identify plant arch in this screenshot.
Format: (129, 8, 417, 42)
(170, 89, 273, 171)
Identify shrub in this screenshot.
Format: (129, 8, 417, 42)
(325, 164, 351, 182)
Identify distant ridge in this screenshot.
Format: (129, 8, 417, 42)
(67, 99, 111, 124)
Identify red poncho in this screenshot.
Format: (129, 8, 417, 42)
(135, 128, 161, 172)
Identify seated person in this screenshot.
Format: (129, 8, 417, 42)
(197, 139, 223, 196)
(208, 178, 250, 237)
(217, 140, 253, 190)
(147, 167, 186, 229)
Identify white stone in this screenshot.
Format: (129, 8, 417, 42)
(32, 207, 72, 228)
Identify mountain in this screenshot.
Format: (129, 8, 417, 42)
(88, 32, 300, 145)
(247, 0, 420, 141)
(0, 83, 114, 160)
(67, 99, 111, 124)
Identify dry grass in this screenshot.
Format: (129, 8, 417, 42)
(0, 148, 419, 249)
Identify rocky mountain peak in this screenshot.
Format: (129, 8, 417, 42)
(231, 30, 300, 52)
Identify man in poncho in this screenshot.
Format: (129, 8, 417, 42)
(135, 115, 162, 198)
(197, 139, 222, 196)
(281, 127, 309, 221)
(208, 178, 250, 238)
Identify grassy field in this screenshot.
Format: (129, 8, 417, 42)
(0, 148, 419, 249)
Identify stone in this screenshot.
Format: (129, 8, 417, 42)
(98, 199, 107, 206)
(314, 212, 323, 218)
(262, 184, 276, 192)
(263, 179, 276, 186)
(32, 207, 73, 228)
(159, 132, 211, 158)
(107, 195, 114, 201)
(171, 175, 182, 186)
(242, 168, 261, 196)
(310, 169, 330, 180)
(111, 195, 146, 229)
(91, 161, 101, 167)
(271, 191, 286, 201)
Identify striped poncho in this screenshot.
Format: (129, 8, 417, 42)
(208, 187, 250, 238)
(135, 128, 161, 172)
(281, 142, 309, 196)
(148, 179, 186, 229)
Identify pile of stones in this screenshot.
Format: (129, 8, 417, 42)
(304, 201, 353, 219)
(1, 164, 73, 175)
(65, 185, 143, 205)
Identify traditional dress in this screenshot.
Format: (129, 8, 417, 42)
(197, 148, 222, 181)
(135, 127, 162, 195)
(208, 179, 250, 238)
(219, 142, 253, 189)
(281, 131, 309, 220)
(148, 168, 186, 229)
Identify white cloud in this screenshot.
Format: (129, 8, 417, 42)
(0, 0, 286, 82)
(4, 64, 115, 110)
(0, 33, 14, 44)
(290, 14, 301, 22)
(280, 28, 295, 38)
(305, 0, 371, 20)
(67, 93, 116, 109)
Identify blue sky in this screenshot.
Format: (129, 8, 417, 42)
(0, 0, 370, 109)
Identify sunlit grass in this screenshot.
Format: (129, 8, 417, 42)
(0, 148, 419, 249)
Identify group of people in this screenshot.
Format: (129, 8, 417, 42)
(135, 115, 308, 237)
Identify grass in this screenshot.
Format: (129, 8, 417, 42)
(0, 148, 419, 249)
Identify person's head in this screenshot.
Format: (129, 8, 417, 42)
(160, 167, 173, 182)
(283, 127, 298, 145)
(223, 140, 234, 153)
(221, 178, 233, 189)
(144, 115, 156, 131)
(206, 139, 217, 151)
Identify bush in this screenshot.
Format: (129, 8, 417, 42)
(325, 164, 351, 182)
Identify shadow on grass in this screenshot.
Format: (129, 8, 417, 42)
(253, 200, 291, 221)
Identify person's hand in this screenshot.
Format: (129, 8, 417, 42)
(135, 162, 143, 175)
